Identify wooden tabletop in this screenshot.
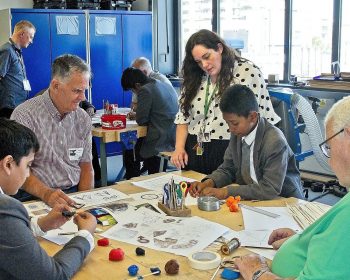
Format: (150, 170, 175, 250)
(38, 171, 298, 280)
(92, 124, 147, 143)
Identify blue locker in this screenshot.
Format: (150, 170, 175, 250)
(122, 13, 152, 106)
(2, 9, 152, 158)
(50, 11, 87, 61)
(11, 9, 87, 97)
(89, 11, 123, 108)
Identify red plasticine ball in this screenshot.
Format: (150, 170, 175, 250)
(109, 248, 125, 261)
(97, 238, 110, 246)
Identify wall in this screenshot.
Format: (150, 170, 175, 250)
(132, 0, 150, 11)
(0, 0, 32, 9)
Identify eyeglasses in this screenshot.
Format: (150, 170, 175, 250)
(319, 128, 344, 158)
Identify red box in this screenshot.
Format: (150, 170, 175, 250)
(101, 114, 126, 130)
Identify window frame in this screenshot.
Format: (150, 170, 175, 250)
(175, 0, 343, 82)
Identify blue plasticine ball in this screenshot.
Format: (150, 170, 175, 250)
(128, 264, 139, 276)
(150, 267, 161, 275)
(221, 268, 240, 279)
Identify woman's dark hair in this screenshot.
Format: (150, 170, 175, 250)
(180, 29, 244, 117)
(219, 84, 258, 117)
(0, 118, 39, 165)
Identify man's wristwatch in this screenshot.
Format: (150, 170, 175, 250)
(252, 268, 268, 280)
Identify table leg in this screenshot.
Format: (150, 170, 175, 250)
(99, 139, 108, 187)
(159, 155, 165, 172)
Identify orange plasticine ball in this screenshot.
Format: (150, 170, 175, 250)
(229, 203, 239, 212)
(226, 196, 236, 206)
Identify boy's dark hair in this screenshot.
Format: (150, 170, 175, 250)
(219, 84, 259, 117)
(0, 118, 39, 165)
(121, 67, 150, 91)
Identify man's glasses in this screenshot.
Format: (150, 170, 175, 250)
(319, 128, 344, 158)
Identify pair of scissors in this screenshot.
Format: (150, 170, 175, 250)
(179, 182, 190, 197)
(179, 182, 190, 208)
(163, 183, 170, 206)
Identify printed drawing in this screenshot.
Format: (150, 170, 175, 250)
(101, 208, 229, 257)
(105, 202, 129, 212)
(69, 188, 130, 207)
(171, 239, 198, 249)
(140, 193, 161, 200)
(137, 236, 150, 244)
(32, 209, 50, 216)
(134, 202, 161, 214)
(153, 230, 167, 237)
(154, 237, 178, 248)
(163, 218, 176, 223)
(114, 228, 138, 239)
(123, 222, 138, 229)
(72, 194, 93, 201)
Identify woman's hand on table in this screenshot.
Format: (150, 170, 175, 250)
(171, 148, 188, 169)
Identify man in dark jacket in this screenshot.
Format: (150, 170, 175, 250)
(121, 67, 178, 179)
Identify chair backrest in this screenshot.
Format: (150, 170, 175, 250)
(269, 88, 332, 173)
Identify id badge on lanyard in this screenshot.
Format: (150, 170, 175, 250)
(23, 79, 31, 91)
(195, 78, 218, 156)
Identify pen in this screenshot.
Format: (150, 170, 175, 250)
(58, 232, 77, 236)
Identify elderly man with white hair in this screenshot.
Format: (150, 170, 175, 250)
(230, 96, 350, 280)
(129, 57, 173, 112)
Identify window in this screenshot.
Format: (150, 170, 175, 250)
(179, 0, 212, 67)
(340, 0, 350, 72)
(291, 0, 333, 79)
(178, 0, 346, 81)
(219, 0, 285, 79)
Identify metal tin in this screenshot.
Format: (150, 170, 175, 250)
(197, 196, 221, 211)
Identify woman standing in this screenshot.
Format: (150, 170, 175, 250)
(171, 29, 280, 175)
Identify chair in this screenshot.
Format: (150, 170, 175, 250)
(269, 88, 332, 173)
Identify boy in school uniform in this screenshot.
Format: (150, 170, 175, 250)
(0, 118, 96, 280)
(190, 84, 304, 200)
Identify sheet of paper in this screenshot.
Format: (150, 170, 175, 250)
(69, 188, 130, 208)
(132, 174, 197, 191)
(24, 201, 51, 217)
(102, 208, 229, 257)
(241, 207, 301, 232)
(43, 219, 78, 245)
(248, 248, 277, 260)
(238, 230, 273, 249)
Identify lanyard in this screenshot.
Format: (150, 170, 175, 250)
(9, 39, 27, 80)
(204, 77, 218, 118)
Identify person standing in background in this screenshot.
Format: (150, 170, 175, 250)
(171, 29, 280, 175)
(130, 57, 173, 113)
(0, 20, 35, 118)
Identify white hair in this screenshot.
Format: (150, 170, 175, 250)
(325, 95, 350, 132)
(131, 57, 152, 72)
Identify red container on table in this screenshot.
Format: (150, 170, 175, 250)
(101, 114, 126, 130)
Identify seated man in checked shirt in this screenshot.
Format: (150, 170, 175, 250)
(11, 54, 94, 207)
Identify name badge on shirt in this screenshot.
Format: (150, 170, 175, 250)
(69, 148, 84, 161)
(23, 79, 31, 91)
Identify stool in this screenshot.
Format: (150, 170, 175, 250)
(158, 151, 173, 172)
